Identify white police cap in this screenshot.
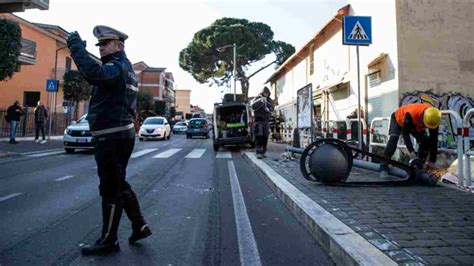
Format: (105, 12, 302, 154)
(93, 25, 128, 46)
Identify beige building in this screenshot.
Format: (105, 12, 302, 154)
(268, 0, 474, 138)
(175, 89, 191, 120)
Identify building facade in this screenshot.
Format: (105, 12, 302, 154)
(268, 1, 474, 143)
(133, 62, 176, 118)
(175, 89, 191, 120)
(0, 14, 96, 117)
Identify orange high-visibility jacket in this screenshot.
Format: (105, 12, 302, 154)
(395, 103, 431, 132)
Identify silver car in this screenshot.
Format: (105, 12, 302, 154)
(63, 114, 94, 153)
(173, 121, 188, 134)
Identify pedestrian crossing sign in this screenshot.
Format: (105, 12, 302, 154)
(46, 79, 59, 92)
(343, 16, 372, 45)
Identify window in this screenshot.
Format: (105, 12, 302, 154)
(65, 57, 72, 71)
(143, 118, 164, 125)
(23, 91, 40, 107)
(368, 70, 382, 87)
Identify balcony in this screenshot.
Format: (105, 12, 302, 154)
(0, 0, 49, 12)
(18, 38, 36, 65)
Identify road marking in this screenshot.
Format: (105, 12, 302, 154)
(153, 148, 182, 158)
(20, 149, 63, 156)
(0, 193, 23, 203)
(228, 161, 262, 266)
(131, 148, 158, 159)
(28, 150, 64, 157)
(216, 151, 232, 159)
(55, 175, 74, 182)
(185, 149, 206, 158)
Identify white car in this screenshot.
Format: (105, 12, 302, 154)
(173, 121, 188, 134)
(63, 114, 94, 153)
(138, 116, 171, 141)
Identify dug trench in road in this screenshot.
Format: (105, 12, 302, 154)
(0, 136, 195, 264)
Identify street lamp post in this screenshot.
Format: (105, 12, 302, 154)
(216, 44, 237, 101)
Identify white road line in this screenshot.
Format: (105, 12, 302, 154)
(153, 148, 182, 158)
(55, 175, 74, 182)
(0, 193, 23, 203)
(131, 148, 158, 159)
(21, 149, 63, 156)
(216, 151, 232, 159)
(28, 150, 64, 157)
(228, 161, 262, 266)
(185, 149, 206, 159)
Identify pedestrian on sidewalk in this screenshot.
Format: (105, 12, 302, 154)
(381, 103, 441, 177)
(251, 86, 274, 159)
(34, 101, 48, 144)
(6, 100, 23, 144)
(67, 25, 151, 256)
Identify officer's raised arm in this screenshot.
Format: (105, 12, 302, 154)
(67, 27, 125, 85)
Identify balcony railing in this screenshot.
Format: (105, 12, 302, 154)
(18, 38, 36, 65)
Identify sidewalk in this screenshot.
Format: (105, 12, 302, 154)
(0, 136, 64, 158)
(244, 142, 474, 265)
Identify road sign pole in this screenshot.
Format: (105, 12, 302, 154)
(356, 45, 363, 154)
(48, 92, 53, 140)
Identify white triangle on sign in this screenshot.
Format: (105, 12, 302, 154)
(348, 21, 369, 40)
(48, 82, 55, 90)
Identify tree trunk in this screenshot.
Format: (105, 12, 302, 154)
(74, 101, 79, 120)
(240, 78, 249, 100)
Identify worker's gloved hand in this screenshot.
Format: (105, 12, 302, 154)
(409, 151, 418, 160)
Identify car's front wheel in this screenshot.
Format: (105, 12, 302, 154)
(65, 148, 75, 154)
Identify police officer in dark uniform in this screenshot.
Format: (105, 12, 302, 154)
(67, 25, 151, 256)
(251, 87, 274, 159)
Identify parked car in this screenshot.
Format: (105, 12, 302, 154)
(186, 118, 210, 139)
(63, 114, 94, 154)
(138, 116, 171, 141)
(173, 121, 188, 134)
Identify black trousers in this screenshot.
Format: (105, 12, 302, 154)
(94, 135, 135, 203)
(383, 113, 430, 161)
(254, 121, 270, 154)
(35, 121, 45, 140)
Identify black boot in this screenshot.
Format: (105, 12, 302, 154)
(81, 202, 123, 256)
(122, 189, 152, 243)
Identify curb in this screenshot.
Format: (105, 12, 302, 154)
(0, 136, 63, 142)
(243, 152, 397, 266)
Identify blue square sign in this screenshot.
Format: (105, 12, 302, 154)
(46, 79, 59, 92)
(343, 16, 372, 45)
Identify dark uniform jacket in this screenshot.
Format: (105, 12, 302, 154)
(252, 95, 274, 122)
(68, 40, 137, 136)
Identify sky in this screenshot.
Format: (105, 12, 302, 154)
(16, 0, 347, 113)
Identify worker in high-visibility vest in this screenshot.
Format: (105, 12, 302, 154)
(381, 103, 441, 177)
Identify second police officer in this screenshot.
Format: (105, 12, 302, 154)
(67, 25, 152, 256)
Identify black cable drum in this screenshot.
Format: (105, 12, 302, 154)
(309, 142, 353, 183)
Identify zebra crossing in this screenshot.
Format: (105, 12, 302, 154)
(129, 148, 233, 159)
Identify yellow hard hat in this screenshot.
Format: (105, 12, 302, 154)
(423, 107, 441, 129)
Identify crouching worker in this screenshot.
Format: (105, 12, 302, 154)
(381, 103, 441, 177)
(251, 87, 274, 159)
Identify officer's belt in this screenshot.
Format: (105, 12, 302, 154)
(91, 123, 134, 136)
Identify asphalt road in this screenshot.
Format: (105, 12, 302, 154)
(0, 134, 332, 265)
